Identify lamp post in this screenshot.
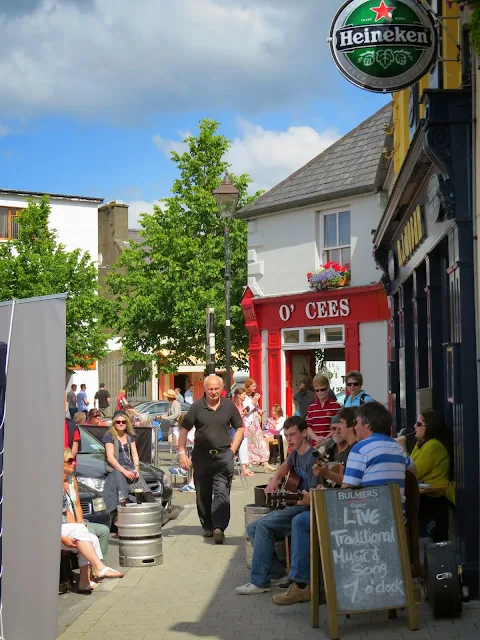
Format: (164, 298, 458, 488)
(213, 172, 240, 398)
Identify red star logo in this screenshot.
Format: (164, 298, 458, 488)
(370, 0, 396, 22)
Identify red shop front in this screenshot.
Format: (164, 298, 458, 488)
(241, 284, 389, 414)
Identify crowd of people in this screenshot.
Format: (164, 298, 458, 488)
(62, 371, 454, 608)
(233, 372, 455, 608)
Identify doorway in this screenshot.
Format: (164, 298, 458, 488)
(286, 348, 345, 415)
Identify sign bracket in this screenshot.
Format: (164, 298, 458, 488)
(415, 0, 461, 63)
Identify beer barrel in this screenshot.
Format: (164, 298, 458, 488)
(117, 502, 164, 567)
(244, 504, 286, 569)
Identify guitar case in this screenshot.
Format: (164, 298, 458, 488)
(425, 541, 462, 618)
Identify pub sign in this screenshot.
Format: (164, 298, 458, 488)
(329, 0, 438, 93)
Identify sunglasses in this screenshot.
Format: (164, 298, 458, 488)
(115, 419, 127, 425)
(65, 458, 75, 464)
(346, 382, 360, 387)
(315, 387, 328, 392)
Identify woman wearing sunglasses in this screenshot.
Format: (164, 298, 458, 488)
(102, 410, 155, 514)
(398, 409, 454, 541)
(343, 370, 373, 407)
(62, 448, 123, 592)
(87, 408, 107, 426)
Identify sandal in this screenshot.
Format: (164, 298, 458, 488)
(97, 566, 124, 579)
(78, 581, 98, 594)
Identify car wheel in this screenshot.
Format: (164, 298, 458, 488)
(162, 500, 172, 512)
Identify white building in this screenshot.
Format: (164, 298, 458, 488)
(0, 188, 104, 393)
(236, 104, 392, 413)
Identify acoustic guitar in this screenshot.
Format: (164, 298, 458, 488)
(266, 450, 317, 510)
(266, 452, 343, 509)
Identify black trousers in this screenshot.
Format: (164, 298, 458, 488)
(192, 448, 234, 532)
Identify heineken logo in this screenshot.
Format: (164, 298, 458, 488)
(329, 0, 438, 93)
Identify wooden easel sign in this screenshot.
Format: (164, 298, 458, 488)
(310, 484, 418, 639)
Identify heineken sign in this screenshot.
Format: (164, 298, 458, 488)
(329, 0, 438, 93)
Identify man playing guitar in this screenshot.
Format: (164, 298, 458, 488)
(236, 416, 318, 595)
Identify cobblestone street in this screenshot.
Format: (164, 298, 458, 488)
(57, 474, 480, 640)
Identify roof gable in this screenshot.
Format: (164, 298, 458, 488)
(237, 102, 392, 219)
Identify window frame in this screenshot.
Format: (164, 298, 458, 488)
(0, 207, 22, 240)
(282, 325, 345, 349)
(321, 209, 351, 265)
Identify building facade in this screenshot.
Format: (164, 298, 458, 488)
(0, 188, 103, 392)
(238, 105, 392, 413)
(374, 2, 479, 594)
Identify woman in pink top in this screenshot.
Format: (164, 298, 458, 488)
(243, 379, 275, 473)
(233, 388, 254, 476)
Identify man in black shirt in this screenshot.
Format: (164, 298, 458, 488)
(94, 383, 111, 417)
(178, 374, 243, 544)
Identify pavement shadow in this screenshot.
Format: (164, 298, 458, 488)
(169, 529, 425, 640)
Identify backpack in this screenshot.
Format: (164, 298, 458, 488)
(105, 433, 132, 473)
(344, 391, 368, 406)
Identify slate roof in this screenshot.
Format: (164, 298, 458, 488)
(237, 102, 392, 219)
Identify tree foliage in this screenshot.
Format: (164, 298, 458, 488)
(106, 119, 262, 377)
(0, 196, 108, 370)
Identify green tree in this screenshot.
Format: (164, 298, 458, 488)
(0, 196, 108, 370)
(106, 119, 262, 378)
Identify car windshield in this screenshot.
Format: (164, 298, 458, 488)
(78, 426, 106, 454)
(134, 402, 151, 412)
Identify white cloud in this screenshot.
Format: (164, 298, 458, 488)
(227, 119, 340, 192)
(154, 119, 340, 194)
(127, 200, 156, 229)
(153, 131, 191, 157)
(0, 0, 342, 122)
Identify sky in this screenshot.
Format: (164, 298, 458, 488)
(0, 0, 390, 228)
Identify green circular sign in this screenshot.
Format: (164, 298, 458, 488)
(329, 0, 438, 93)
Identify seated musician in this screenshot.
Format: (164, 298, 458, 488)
(236, 416, 318, 595)
(273, 403, 415, 606)
(272, 407, 357, 606)
(397, 409, 453, 541)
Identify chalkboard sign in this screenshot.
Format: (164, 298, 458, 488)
(311, 484, 417, 640)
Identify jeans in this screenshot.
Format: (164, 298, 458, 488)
(289, 510, 311, 585)
(87, 522, 110, 561)
(247, 505, 307, 587)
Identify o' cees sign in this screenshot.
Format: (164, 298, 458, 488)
(279, 299, 350, 322)
(329, 0, 438, 93)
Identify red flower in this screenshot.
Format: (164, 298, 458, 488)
(333, 263, 341, 272)
(307, 272, 312, 280)
(340, 266, 347, 273)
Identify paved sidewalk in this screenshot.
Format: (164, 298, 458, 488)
(58, 476, 480, 640)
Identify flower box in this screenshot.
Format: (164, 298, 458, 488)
(307, 262, 351, 292)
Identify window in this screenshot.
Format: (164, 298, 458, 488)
(323, 210, 351, 265)
(282, 326, 344, 348)
(283, 330, 300, 344)
(0, 207, 21, 240)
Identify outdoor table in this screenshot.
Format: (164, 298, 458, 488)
(418, 485, 449, 495)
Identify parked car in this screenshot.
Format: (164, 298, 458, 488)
(134, 401, 191, 417)
(75, 427, 173, 518)
(77, 481, 111, 526)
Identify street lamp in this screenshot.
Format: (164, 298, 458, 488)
(213, 172, 240, 398)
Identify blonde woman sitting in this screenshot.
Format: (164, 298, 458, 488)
(61, 449, 123, 592)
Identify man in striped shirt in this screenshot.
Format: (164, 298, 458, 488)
(305, 374, 340, 443)
(342, 402, 415, 499)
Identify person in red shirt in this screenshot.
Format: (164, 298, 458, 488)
(64, 418, 81, 464)
(305, 374, 340, 444)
